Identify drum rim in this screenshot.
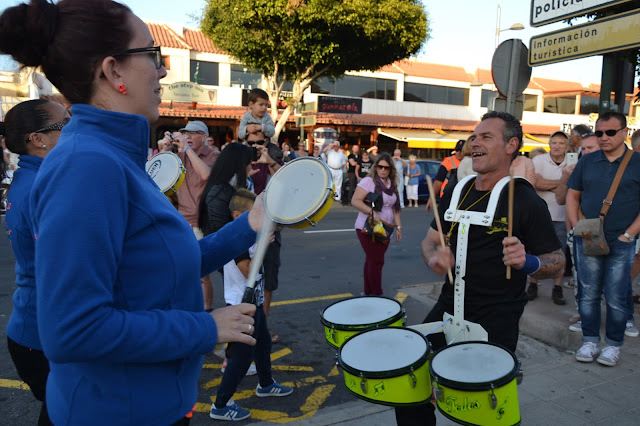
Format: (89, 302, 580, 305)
(429, 341, 520, 391)
(320, 295, 405, 330)
(263, 157, 333, 225)
(337, 327, 431, 379)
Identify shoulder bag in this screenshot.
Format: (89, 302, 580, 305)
(573, 149, 633, 256)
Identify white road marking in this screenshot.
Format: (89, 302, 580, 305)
(303, 228, 355, 234)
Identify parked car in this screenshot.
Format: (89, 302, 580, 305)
(415, 160, 441, 200)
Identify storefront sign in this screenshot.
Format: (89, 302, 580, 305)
(530, 0, 631, 27)
(529, 9, 640, 66)
(317, 96, 362, 114)
(161, 81, 216, 103)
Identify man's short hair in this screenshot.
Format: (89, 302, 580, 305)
(571, 124, 591, 137)
(248, 88, 269, 104)
(480, 111, 523, 159)
(632, 129, 640, 151)
(597, 111, 627, 129)
(229, 188, 256, 215)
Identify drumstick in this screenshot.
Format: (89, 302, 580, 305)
(426, 175, 454, 284)
(506, 168, 515, 279)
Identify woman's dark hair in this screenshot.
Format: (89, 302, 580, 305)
(197, 143, 253, 230)
(0, 0, 133, 105)
(3, 99, 54, 155)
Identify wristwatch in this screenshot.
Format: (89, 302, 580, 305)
(396, 225, 402, 230)
(623, 232, 636, 242)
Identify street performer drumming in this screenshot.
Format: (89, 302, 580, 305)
(396, 111, 565, 426)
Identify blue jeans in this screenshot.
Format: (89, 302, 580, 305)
(575, 238, 635, 347)
(215, 305, 273, 407)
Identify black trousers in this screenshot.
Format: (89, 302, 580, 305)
(7, 337, 52, 426)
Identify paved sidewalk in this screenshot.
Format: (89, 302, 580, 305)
(253, 279, 640, 425)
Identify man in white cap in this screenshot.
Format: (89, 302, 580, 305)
(174, 120, 219, 311)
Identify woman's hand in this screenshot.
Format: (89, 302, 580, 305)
(372, 211, 380, 223)
(396, 227, 402, 242)
(210, 303, 257, 345)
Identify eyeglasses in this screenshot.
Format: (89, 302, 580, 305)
(112, 46, 163, 69)
(376, 164, 390, 170)
(594, 128, 625, 138)
(33, 117, 70, 134)
(180, 130, 205, 136)
(247, 140, 266, 146)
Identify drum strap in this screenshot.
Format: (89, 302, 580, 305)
(444, 176, 524, 326)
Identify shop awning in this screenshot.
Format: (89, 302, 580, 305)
(379, 127, 550, 153)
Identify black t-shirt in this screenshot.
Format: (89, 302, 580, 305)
(347, 154, 359, 173)
(358, 159, 373, 177)
(430, 178, 561, 311)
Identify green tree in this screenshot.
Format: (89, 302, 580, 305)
(201, 0, 429, 140)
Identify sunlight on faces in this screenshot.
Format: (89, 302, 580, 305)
(250, 98, 269, 118)
(548, 135, 568, 161)
(470, 118, 517, 175)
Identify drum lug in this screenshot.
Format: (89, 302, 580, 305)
(490, 384, 497, 409)
(516, 368, 524, 385)
(408, 371, 417, 389)
(433, 383, 444, 402)
(402, 310, 408, 326)
(360, 377, 367, 394)
(331, 329, 338, 344)
(304, 216, 317, 227)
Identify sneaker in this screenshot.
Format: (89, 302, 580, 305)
(563, 279, 575, 289)
(221, 359, 257, 376)
(552, 286, 566, 305)
(625, 321, 639, 338)
(209, 401, 251, 421)
(256, 380, 293, 397)
(576, 342, 600, 362)
(596, 345, 620, 367)
(526, 282, 538, 301)
(213, 343, 227, 359)
(569, 321, 582, 333)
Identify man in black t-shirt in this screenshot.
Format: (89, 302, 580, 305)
(396, 111, 565, 426)
(346, 145, 360, 205)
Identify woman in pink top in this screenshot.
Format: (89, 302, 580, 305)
(351, 153, 403, 295)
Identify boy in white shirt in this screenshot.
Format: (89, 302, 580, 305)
(210, 189, 292, 422)
(238, 88, 275, 140)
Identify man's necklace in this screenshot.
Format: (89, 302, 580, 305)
(445, 181, 492, 246)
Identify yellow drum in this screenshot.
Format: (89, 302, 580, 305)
(320, 296, 406, 349)
(337, 327, 431, 406)
(430, 341, 522, 426)
(263, 157, 334, 228)
(145, 152, 186, 197)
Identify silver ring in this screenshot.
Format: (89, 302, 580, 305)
(248, 324, 252, 332)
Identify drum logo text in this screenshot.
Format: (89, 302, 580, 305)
(445, 397, 480, 413)
(147, 160, 161, 178)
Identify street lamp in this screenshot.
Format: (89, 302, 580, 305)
(495, 5, 525, 49)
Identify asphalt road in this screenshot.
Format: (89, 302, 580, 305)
(0, 203, 444, 425)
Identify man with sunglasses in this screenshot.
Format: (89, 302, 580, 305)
(172, 120, 219, 312)
(567, 111, 640, 367)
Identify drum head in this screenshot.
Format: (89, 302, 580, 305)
(431, 342, 515, 384)
(146, 152, 182, 192)
(263, 157, 331, 225)
(340, 328, 428, 374)
(322, 296, 401, 327)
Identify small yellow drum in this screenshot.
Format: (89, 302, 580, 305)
(430, 341, 522, 426)
(263, 156, 334, 228)
(145, 152, 186, 197)
(320, 296, 406, 349)
(337, 327, 431, 406)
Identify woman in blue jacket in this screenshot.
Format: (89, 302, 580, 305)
(3, 99, 69, 425)
(0, 1, 263, 424)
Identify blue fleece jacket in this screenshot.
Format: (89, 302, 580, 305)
(6, 155, 43, 350)
(30, 104, 257, 425)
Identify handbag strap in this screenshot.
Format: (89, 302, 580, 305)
(600, 149, 633, 218)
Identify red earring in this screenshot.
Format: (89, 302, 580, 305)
(118, 83, 127, 95)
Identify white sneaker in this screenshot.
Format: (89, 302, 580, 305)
(625, 321, 639, 337)
(575, 342, 600, 362)
(569, 321, 582, 333)
(596, 345, 620, 366)
(221, 359, 257, 376)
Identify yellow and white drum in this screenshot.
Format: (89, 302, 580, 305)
(145, 152, 186, 197)
(430, 341, 522, 426)
(320, 296, 406, 349)
(337, 327, 431, 406)
(263, 156, 334, 229)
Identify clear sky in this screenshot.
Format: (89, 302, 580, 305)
(0, 0, 610, 85)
